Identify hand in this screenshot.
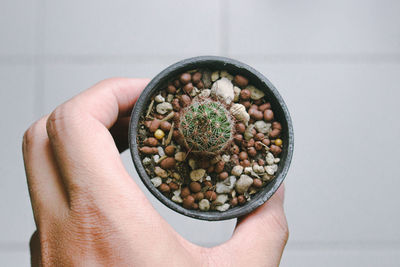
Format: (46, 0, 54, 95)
(23, 78, 288, 266)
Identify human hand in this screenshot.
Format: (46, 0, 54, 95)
(23, 78, 288, 266)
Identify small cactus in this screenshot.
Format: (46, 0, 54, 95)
(179, 98, 233, 154)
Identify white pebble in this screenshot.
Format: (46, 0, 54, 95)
(254, 120, 271, 134)
(247, 85, 265, 100)
(215, 194, 228, 205)
(199, 199, 210, 211)
(211, 71, 220, 82)
(153, 154, 160, 163)
(205, 176, 212, 181)
(150, 177, 162, 187)
(262, 173, 273, 182)
(142, 157, 152, 166)
(265, 164, 278, 175)
(216, 176, 236, 194)
(167, 94, 174, 102)
(188, 159, 197, 170)
(220, 70, 233, 81)
(235, 175, 254, 194)
(154, 94, 165, 103)
(266, 152, 275, 165)
(230, 103, 250, 125)
(274, 158, 280, 164)
(190, 169, 206, 181)
(174, 152, 186, 162)
(211, 77, 234, 105)
(252, 164, 265, 174)
(172, 195, 183, 203)
(244, 124, 255, 140)
(233, 86, 241, 102)
(231, 165, 244, 177)
(156, 102, 173, 115)
(157, 146, 165, 157)
(154, 166, 168, 178)
(190, 87, 200, 97)
(222, 154, 230, 162)
(199, 89, 211, 98)
(216, 203, 230, 212)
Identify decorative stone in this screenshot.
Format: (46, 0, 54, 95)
(231, 165, 244, 176)
(211, 71, 219, 82)
(266, 152, 275, 165)
(156, 102, 173, 115)
(174, 152, 186, 162)
(247, 85, 265, 100)
(172, 195, 183, 203)
(233, 86, 241, 102)
(211, 77, 234, 105)
(265, 164, 278, 175)
(199, 199, 210, 211)
(150, 177, 162, 187)
(190, 169, 206, 181)
(222, 154, 230, 162)
(230, 103, 250, 125)
(154, 94, 165, 103)
(216, 176, 237, 194)
(216, 203, 230, 212)
(252, 164, 265, 174)
(157, 146, 165, 157)
(142, 157, 152, 166)
(154, 166, 168, 178)
(199, 89, 211, 98)
(214, 194, 228, 205)
(244, 124, 255, 141)
(254, 121, 271, 134)
(235, 175, 254, 194)
(188, 158, 197, 170)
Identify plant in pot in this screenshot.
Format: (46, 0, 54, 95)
(129, 56, 293, 221)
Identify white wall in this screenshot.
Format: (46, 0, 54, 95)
(1, 0, 399, 265)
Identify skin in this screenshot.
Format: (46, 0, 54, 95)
(22, 78, 288, 266)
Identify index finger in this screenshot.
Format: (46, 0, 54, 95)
(46, 78, 149, 199)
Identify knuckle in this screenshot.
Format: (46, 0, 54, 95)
(23, 117, 48, 151)
(46, 103, 80, 140)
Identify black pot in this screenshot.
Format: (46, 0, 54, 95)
(129, 56, 294, 221)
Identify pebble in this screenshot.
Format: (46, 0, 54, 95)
(156, 102, 173, 115)
(233, 86, 241, 102)
(190, 169, 206, 181)
(236, 175, 254, 194)
(222, 154, 230, 162)
(155, 94, 165, 103)
(188, 158, 197, 169)
(157, 146, 165, 157)
(266, 152, 275, 165)
(199, 199, 210, 211)
(274, 158, 280, 164)
(231, 165, 244, 176)
(172, 195, 183, 203)
(265, 164, 278, 175)
(199, 89, 211, 98)
(150, 177, 162, 187)
(247, 85, 265, 100)
(190, 87, 200, 97)
(252, 164, 265, 174)
(167, 94, 174, 102)
(230, 104, 250, 125)
(216, 203, 230, 212)
(216, 176, 237, 194)
(202, 70, 212, 88)
(220, 70, 234, 81)
(153, 154, 160, 163)
(214, 194, 228, 205)
(244, 124, 255, 141)
(211, 71, 219, 82)
(262, 173, 273, 182)
(142, 157, 152, 166)
(160, 157, 176, 169)
(154, 166, 168, 178)
(174, 152, 186, 162)
(234, 75, 249, 88)
(254, 120, 271, 134)
(211, 77, 234, 105)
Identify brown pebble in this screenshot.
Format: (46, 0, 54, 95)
(239, 151, 248, 160)
(270, 144, 282, 156)
(238, 195, 246, 205)
(234, 134, 243, 145)
(269, 128, 281, 138)
(272, 121, 282, 130)
(234, 75, 249, 88)
(255, 132, 264, 141)
(246, 138, 255, 147)
(172, 98, 181, 111)
(241, 159, 251, 167)
(159, 183, 170, 193)
(143, 137, 158, 147)
(192, 72, 202, 84)
(249, 109, 263, 120)
(253, 178, 263, 188)
(262, 138, 271, 146)
(197, 81, 204, 89)
(180, 95, 191, 107)
(258, 159, 265, 166)
(219, 172, 229, 180)
(240, 100, 251, 109)
(264, 109, 274, 121)
(144, 120, 152, 128)
(139, 146, 158, 154)
(173, 130, 184, 143)
(181, 187, 191, 198)
(164, 145, 175, 156)
(180, 73, 192, 85)
(247, 147, 257, 157)
(173, 79, 181, 88)
(190, 182, 202, 193)
(250, 104, 258, 111)
(192, 203, 199, 210)
(230, 197, 238, 207)
(160, 157, 176, 169)
(231, 144, 240, 154)
(149, 119, 161, 132)
(203, 181, 213, 188)
(258, 103, 271, 112)
(205, 191, 217, 201)
(167, 84, 176, 94)
(214, 161, 225, 174)
(231, 154, 240, 165)
(235, 123, 246, 134)
(183, 82, 194, 94)
(169, 182, 179, 191)
(160, 121, 172, 132)
(255, 141, 263, 151)
(155, 113, 164, 120)
(251, 128, 257, 136)
(183, 195, 195, 209)
(254, 99, 263, 105)
(240, 89, 251, 100)
(195, 192, 204, 201)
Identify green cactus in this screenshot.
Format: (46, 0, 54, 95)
(179, 98, 233, 154)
